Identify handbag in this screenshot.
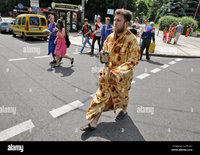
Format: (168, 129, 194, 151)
(65, 32, 71, 48)
(148, 43, 156, 53)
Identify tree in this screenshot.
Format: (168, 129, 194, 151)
(135, 0, 149, 18)
(148, 0, 163, 22)
(155, 0, 188, 22)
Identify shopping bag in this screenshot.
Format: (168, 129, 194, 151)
(148, 43, 156, 53)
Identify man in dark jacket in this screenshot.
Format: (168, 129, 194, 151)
(79, 18, 92, 54)
(140, 22, 155, 61)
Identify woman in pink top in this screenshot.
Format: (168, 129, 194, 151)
(54, 19, 74, 67)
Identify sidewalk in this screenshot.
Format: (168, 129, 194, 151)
(69, 30, 200, 58)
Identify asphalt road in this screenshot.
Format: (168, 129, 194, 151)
(0, 33, 200, 141)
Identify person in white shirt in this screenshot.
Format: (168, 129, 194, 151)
(91, 15, 103, 55)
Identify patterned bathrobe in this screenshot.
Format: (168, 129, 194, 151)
(86, 28, 140, 120)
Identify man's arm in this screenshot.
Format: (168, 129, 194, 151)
(110, 38, 140, 84)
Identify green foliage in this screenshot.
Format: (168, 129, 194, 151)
(155, 0, 188, 23)
(181, 16, 199, 34)
(158, 15, 198, 34)
(158, 16, 179, 30)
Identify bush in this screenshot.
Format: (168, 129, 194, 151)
(181, 16, 198, 35)
(158, 16, 179, 31)
(158, 16, 199, 35)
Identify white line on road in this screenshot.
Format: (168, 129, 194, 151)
(0, 120, 35, 141)
(136, 73, 150, 80)
(150, 68, 162, 73)
(169, 61, 177, 65)
(8, 58, 27, 62)
(160, 64, 170, 69)
(90, 93, 95, 98)
(131, 81, 136, 84)
(49, 100, 84, 118)
(34, 55, 50, 59)
(176, 58, 183, 62)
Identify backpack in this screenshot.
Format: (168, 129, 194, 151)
(65, 31, 71, 48)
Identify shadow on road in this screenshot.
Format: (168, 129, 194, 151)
(48, 64, 75, 77)
(81, 115, 145, 141)
(14, 36, 48, 44)
(147, 59, 164, 66)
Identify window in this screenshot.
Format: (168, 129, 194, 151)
(30, 17, 39, 26)
(22, 17, 26, 25)
(40, 18, 46, 26)
(17, 17, 22, 25)
(15, 18, 18, 25)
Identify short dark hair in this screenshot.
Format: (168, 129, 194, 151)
(115, 9, 132, 22)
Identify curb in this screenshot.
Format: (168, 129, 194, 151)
(71, 43, 200, 59)
(149, 53, 200, 59)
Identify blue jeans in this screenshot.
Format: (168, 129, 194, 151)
(81, 36, 92, 53)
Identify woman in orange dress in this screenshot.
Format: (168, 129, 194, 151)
(167, 22, 176, 44)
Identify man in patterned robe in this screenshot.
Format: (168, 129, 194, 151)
(80, 9, 140, 131)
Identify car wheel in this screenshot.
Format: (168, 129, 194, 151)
(12, 32, 16, 37)
(43, 37, 47, 41)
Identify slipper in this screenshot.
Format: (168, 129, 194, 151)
(115, 110, 127, 121)
(80, 123, 96, 131)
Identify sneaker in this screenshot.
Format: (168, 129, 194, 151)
(50, 60, 56, 64)
(71, 58, 74, 65)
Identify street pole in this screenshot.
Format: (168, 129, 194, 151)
(81, 0, 85, 23)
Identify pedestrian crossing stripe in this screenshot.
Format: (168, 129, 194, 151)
(49, 100, 84, 118)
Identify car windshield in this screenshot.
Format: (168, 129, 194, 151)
(30, 17, 39, 26)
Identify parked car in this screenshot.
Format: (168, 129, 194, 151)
(0, 18, 15, 33)
(12, 14, 48, 41)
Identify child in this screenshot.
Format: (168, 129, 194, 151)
(54, 19, 74, 67)
(163, 27, 168, 43)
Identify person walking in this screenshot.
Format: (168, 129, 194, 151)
(174, 22, 184, 45)
(54, 19, 74, 67)
(100, 17, 113, 51)
(80, 9, 140, 131)
(167, 22, 176, 44)
(163, 27, 168, 43)
(91, 15, 103, 55)
(140, 22, 155, 61)
(79, 18, 92, 54)
(47, 14, 57, 64)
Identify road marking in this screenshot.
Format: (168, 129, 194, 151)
(49, 100, 84, 118)
(34, 55, 50, 59)
(131, 81, 136, 84)
(150, 68, 162, 73)
(169, 61, 177, 65)
(90, 93, 95, 98)
(8, 58, 27, 62)
(160, 64, 170, 69)
(73, 52, 80, 55)
(136, 73, 150, 80)
(176, 58, 183, 62)
(0, 120, 35, 141)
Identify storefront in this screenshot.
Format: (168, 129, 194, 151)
(51, 3, 82, 32)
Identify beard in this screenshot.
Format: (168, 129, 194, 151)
(114, 25, 126, 35)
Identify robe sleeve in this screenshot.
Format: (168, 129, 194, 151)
(110, 38, 140, 83)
